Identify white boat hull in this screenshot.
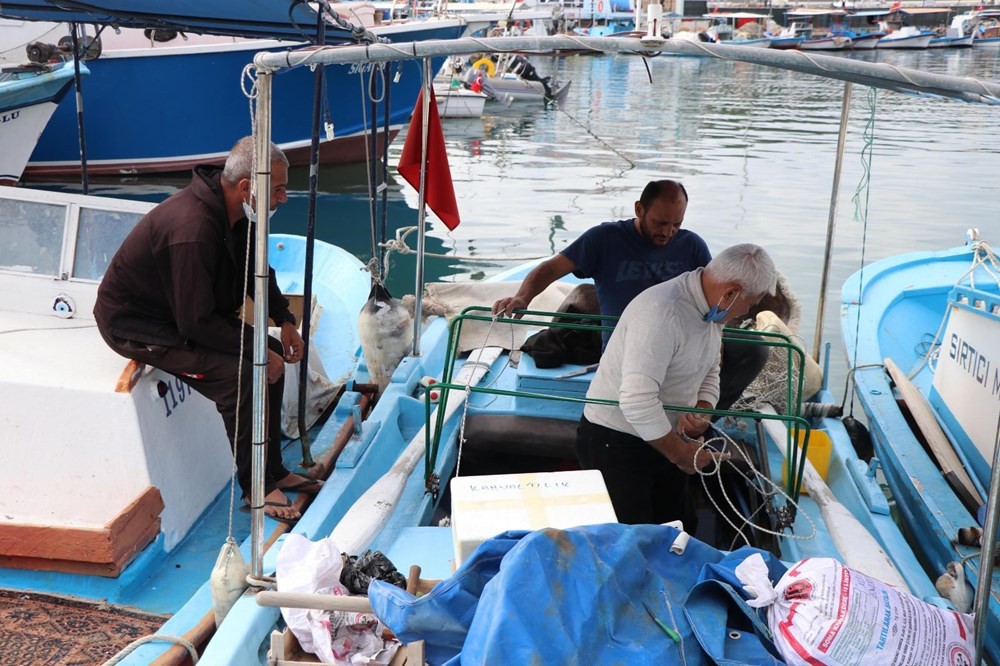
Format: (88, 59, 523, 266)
(878, 33, 933, 49)
(0, 100, 60, 183)
(434, 84, 487, 118)
(800, 36, 852, 50)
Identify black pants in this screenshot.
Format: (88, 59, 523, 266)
(99, 328, 290, 500)
(718, 332, 770, 413)
(575, 416, 695, 529)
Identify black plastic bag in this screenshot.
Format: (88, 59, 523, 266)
(340, 550, 407, 595)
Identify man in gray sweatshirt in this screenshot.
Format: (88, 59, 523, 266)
(576, 243, 777, 527)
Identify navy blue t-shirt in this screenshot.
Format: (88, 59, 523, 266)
(561, 219, 712, 344)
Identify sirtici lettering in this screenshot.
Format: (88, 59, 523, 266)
(949, 333, 991, 389)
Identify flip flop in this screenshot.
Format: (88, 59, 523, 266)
(240, 498, 300, 525)
(279, 478, 324, 496)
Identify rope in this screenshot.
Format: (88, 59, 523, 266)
(455, 315, 516, 477)
(906, 237, 1000, 381)
(101, 634, 199, 665)
(692, 422, 817, 548)
(846, 86, 877, 418)
(380, 225, 550, 263)
(247, 573, 278, 589)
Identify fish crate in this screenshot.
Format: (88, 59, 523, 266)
(450, 469, 618, 567)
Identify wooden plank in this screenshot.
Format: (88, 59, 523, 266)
(116, 359, 145, 393)
(0, 486, 163, 569)
(884, 357, 984, 508)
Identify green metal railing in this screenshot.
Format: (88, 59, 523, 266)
(423, 306, 814, 502)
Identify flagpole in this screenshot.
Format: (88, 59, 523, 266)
(411, 57, 432, 356)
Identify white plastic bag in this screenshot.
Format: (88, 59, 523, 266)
(276, 534, 399, 665)
(740, 556, 974, 666)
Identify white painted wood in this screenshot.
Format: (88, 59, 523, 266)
(886, 356, 984, 507)
(759, 404, 910, 591)
(331, 347, 503, 555)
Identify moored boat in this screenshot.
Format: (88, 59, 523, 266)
(0, 59, 82, 184)
(842, 234, 1000, 663)
(0, 9, 466, 178)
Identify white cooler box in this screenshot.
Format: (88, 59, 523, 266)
(450, 469, 619, 567)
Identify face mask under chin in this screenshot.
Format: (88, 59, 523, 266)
(704, 289, 740, 324)
(242, 200, 274, 224)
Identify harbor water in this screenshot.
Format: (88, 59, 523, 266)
(38, 47, 1000, 402)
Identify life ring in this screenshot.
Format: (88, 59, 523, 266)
(597, 0, 604, 12)
(472, 57, 496, 78)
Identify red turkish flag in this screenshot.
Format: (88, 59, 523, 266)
(397, 87, 460, 230)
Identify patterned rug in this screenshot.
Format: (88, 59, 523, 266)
(0, 589, 169, 666)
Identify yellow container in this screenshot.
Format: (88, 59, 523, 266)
(783, 429, 833, 494)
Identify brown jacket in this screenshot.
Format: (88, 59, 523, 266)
(94, 165, 293, 354)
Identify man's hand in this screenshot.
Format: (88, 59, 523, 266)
(678, 411, 711, 438)
(492, 295, 528, 319)
(280, 321, 304, 364)
(655, 431, 730, 475)
(267, 349, 285, 384)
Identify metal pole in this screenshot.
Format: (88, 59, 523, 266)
(69, 24, 89, 195)
(811, 80, 852, 363)
(972, 411, 1000, 664)
(411, 58, 432, 356)
(297, 12, 327, 470)
(250, 71, 273, 579)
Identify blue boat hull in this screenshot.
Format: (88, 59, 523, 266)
(842, 242, 1000, 662)
(24, 24, 463, 177)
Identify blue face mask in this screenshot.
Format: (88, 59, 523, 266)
(704, 290, 740, 323)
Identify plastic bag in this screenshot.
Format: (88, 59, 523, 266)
(739, 556, 974, 666)
(277, 535, 400, 665)
(340, 550, 407, 595)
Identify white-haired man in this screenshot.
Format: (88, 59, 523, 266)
(95, 136, 315, 524)
(575, 243, 778, 527)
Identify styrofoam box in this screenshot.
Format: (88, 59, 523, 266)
(450, 469, 619, 567)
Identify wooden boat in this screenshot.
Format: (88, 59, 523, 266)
(842, 234, 1000, 661)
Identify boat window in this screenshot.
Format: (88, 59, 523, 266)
(0, 199, 66, 275)
(73, 207, 143, 280)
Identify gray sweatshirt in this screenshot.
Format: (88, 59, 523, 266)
(583, 268, 722, 441)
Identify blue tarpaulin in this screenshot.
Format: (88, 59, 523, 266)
(0, 1, 349, 41)
(369, 524, 788, 665)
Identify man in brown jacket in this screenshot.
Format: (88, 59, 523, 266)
(95, 136, 315, 523)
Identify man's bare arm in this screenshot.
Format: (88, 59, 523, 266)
(492, 254, 577, 318)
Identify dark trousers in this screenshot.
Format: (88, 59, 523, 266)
(575, 415, 695, 529)
(718, 332, 770, 413)
(99, 328, 290, 500)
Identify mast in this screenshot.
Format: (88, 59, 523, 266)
(410, 58, 433, 356)
(250, 70, 274, 579)
(812, 81, 851, 363)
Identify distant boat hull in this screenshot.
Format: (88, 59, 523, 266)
(800, 36, 852, 50)
(847, 33, 883, 49)
(434, 84, 487, 118)
(877, 32, 933, 49)
(23, 23, 464, 178)
(0, 62, 81, 184)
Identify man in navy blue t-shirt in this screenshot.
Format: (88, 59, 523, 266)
(493, 179, 764, 412)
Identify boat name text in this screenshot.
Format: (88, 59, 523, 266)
(0, 111, 20, 124)
(948, 333, 999, 395)
(161, 376, 193, 417)
(348, 63, 379, 75)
